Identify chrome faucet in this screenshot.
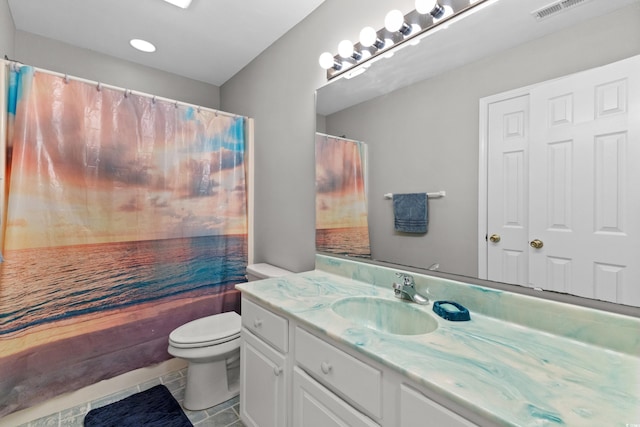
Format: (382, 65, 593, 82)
(392, 273, 429, 305)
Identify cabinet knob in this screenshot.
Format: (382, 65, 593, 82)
(320, 361, 332, 375)
(273, 366, 283, 376)
(253, 318, 263, 328)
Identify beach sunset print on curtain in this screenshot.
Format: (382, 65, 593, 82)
(315, 133, 370, 257)
(0, 67, 247, 416)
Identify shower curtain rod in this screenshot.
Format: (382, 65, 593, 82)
(316, 132, 363, 144)
(1, 59, 245, 120)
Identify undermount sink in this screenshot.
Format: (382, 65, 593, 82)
(331, 296, 438, 335)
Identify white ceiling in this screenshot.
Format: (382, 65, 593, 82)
(8, 0, 325, 86)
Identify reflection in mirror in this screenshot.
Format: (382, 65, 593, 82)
(315, 133, 371, 258)
(315, 0, 640, 307)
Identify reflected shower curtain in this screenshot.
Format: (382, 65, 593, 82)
(315, 133, 370, 257)
(0, 66, 247, 416)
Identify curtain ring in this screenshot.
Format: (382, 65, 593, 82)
(64, 74, 70, 84)
(174, 101, 179, 109)
(197, 106, 201, 114)
(96, 82, 102, 92)
(124, 89, 130, 98)
(152, 96, 157, 104)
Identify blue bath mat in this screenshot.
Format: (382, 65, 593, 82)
(84, 384, 193, 427)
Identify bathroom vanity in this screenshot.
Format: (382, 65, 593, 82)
(236, 255, 640, 427)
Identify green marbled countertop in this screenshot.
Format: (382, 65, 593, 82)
(237, 265, 639, 427)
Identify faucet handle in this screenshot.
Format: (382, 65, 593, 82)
(392, 281, 405, 298)
(395, 272, 415, 287)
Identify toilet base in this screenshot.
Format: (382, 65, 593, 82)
(183, 356, 239, 411)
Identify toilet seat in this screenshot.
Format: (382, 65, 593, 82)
(169, 311, 241, 349)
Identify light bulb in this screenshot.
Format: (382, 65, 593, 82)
(338, 40, 355, 59)
(384, 9, 405, 32)
(360, 26, 385, 50)
(318, 52, 337, 70)
(359, 27, 377, 47)
(415, 0, 437, 14)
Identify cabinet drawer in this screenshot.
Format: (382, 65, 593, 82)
(399, 384, 477, 427)
(295, 327, 382, 419)
(293, 367, 379, 427)
(242, 297, 288, 353)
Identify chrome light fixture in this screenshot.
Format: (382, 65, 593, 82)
(318, 0, 491, 81)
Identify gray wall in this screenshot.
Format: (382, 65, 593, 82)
(0, 0, 14, 59)
(14, 31, 220, 109)
(221, 0, 415, 273)
(323, 5, 640, 277)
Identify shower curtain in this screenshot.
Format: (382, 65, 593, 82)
(0, 65, 248, 416)
(315, 133, 370, 257)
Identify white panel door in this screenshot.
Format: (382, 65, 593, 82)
(485, 55, 640, 306)
(528, 55, 640, 305)
(486, 95, 530, 285)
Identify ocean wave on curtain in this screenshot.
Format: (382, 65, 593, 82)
(315, 133, 371, 258)
(0, 65, 247, 416)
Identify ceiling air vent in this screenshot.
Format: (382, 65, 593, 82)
(532, 0, 593, 21)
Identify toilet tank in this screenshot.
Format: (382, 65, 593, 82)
(246, 263, 293, 281)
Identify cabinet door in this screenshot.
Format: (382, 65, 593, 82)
(399, 384, 476, 427)
(240, 328, 286, 427)
(293, 367, 380, 427)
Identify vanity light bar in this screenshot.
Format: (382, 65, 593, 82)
(318, 0, 492, 81)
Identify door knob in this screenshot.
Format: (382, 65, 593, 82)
(530, 239, 544, 249)
(489, 234, 501, 243)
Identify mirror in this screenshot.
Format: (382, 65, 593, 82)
(315, 0, 640, 307)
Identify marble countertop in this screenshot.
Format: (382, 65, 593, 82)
(237, 268, 640, 427)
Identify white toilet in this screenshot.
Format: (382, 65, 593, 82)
(167, 263, 292, 410)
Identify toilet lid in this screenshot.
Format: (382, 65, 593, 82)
(169, 311, 241, 346)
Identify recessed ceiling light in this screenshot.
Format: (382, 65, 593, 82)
(130, 39, 156, 53)
(163, 0, 192, 8)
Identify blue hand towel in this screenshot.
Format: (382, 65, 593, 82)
(393, 193, 428, 233)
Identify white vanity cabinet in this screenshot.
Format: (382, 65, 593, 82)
(240, 297, 289, 427)
(239, 295, 480, 427)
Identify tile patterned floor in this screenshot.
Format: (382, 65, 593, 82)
(16, 368, 245, 427)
